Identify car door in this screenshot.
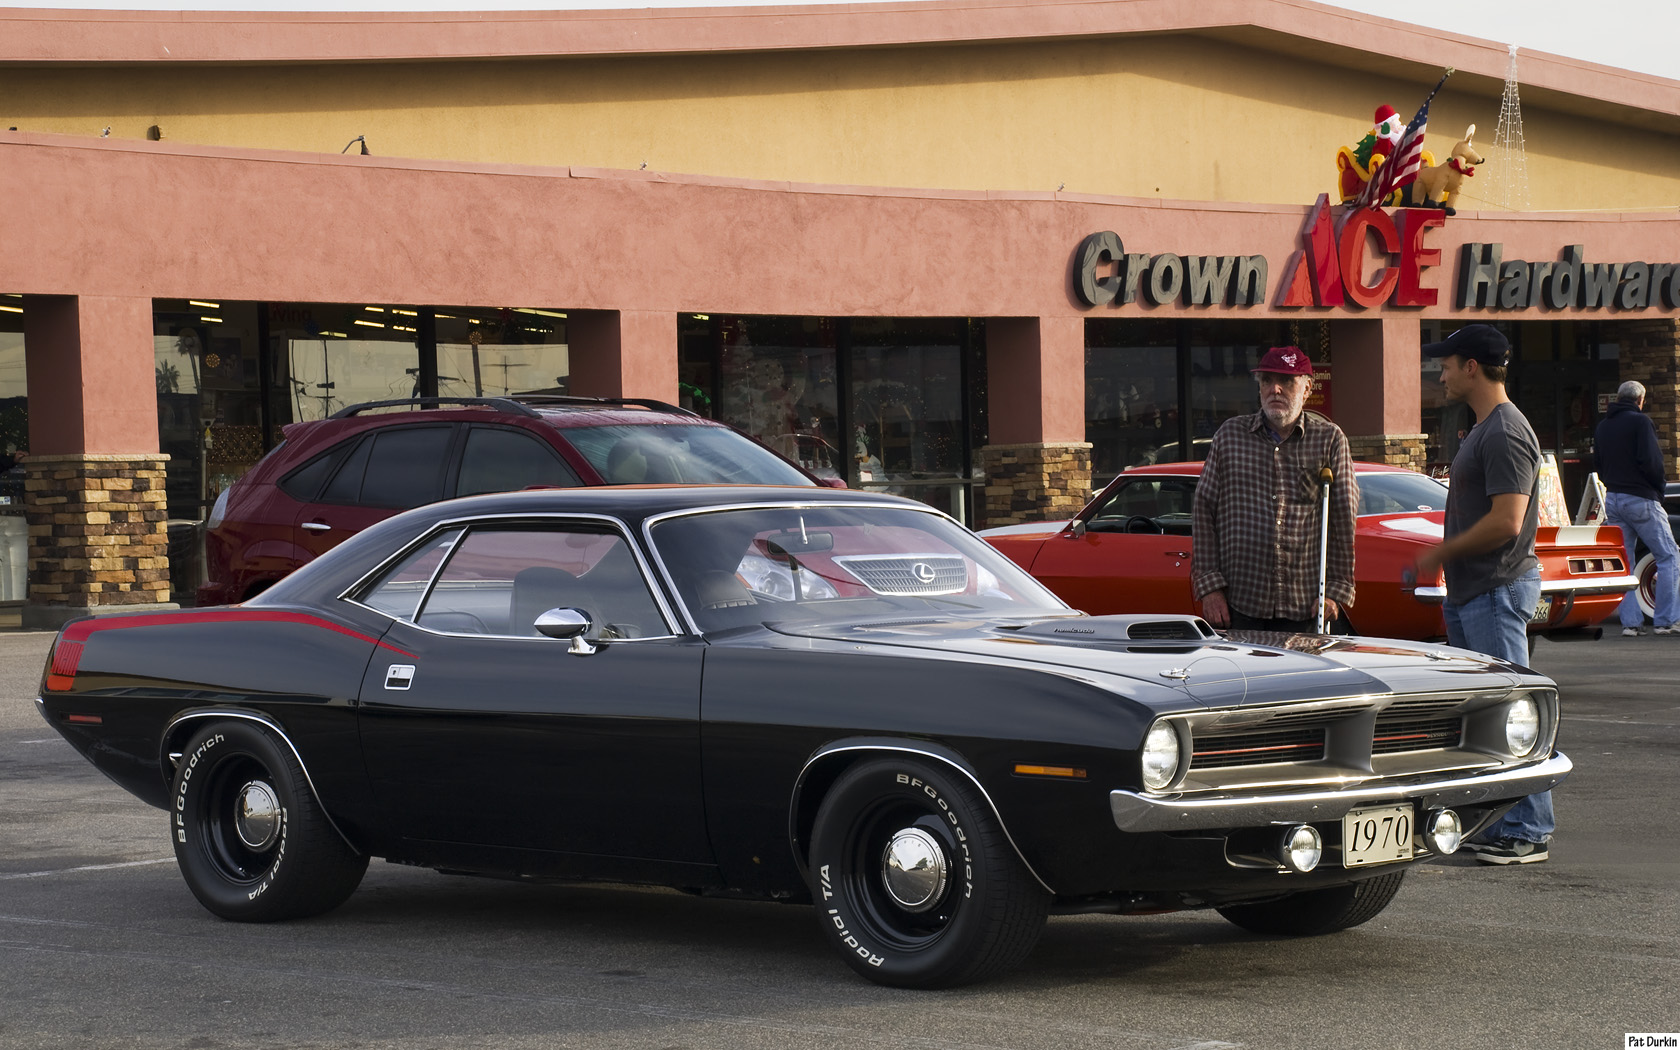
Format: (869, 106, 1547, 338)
(1028, 476, 1198, 615)
(352, 520, 710, 867)
(294, 424, 457, 562)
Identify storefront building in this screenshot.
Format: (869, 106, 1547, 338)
(2, 0, 1678, 625)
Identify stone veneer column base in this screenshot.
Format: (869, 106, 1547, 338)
(1345, 434, 1428, 473)
(1618, 318, 1680, 468)
(23, 453, 176, 631)
(977, 443, 1092, 529)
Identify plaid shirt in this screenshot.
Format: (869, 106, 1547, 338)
(1191, 411, 1358, 620)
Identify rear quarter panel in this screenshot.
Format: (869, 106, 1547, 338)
(38, 607, 397, 843)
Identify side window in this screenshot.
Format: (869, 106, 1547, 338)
(356, 528, 462, 619)
(456, 427, 581, 497)
(278, 445, 341, 501)
(415, 526, 668, 639)
(1088, 478, 1197, 534)
(319, 436, 374, 504)
(359, 426, 453, 508)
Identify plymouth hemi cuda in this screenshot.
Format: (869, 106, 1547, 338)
(38, 486, 1569, 987)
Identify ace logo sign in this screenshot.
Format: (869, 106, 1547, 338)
(1274, 193, 1444, 309)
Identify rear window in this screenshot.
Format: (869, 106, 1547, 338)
(563, 424, 813, 486)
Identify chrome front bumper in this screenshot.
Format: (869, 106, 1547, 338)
(1110, 751, 1572, 833)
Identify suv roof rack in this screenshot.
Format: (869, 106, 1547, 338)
(508, 395, 701, 418)
(329, 397, 541, 419)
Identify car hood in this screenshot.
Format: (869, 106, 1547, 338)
(768, 614, 1526, 708)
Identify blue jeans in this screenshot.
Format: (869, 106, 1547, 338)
(1605, 491, 1680, 629)
(1443, 567, 1553, 844)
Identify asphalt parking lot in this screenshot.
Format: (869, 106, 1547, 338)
(2, 627, 1676, 1049)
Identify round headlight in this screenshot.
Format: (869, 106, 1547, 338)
(1505, 697, 1540, 757)
(1141, 721, 1181, 791)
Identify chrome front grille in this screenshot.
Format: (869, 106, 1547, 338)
(1192, 728, 1326, 769)
(833, 554, 968, 596)
(1372, 716, 1463, 753)
(1184, 694, 1477, 775)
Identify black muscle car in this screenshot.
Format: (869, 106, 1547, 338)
(37, 486, 1571, 988)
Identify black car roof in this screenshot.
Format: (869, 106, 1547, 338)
(252, 485, 928, 608)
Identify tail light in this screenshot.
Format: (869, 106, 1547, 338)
(44, 639, 82, 691)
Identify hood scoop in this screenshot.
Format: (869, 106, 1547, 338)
(1005, 615, 1219, 644)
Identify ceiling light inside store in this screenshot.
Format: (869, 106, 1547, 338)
(392, 309, 418, 317)
(199, 316, 222, 324)
(692, 314, 710, 321)
(513, 308, 567, 319)
(323, 331, 348, 338)
(393, 326, 416, 333)
(189, 300, 220, 309)
(353, 320, 385, 329)
(0, 305, 20, 314)
(364, 306, 385, 313)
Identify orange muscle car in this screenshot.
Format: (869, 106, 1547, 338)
(981, 462, 1635, 642)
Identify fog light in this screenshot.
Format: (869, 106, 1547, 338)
(1278, 824, 1322, 873)
(1422, 809, 1463, 855)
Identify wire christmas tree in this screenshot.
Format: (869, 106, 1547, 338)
(1488, 44, 1531, 210)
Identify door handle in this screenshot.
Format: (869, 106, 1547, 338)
(301, 521, 332, 532)
(1165, 551, 1190, 558)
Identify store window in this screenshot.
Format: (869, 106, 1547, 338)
(1086, 319, 1324, 486)
(0, 294, 26, 603)
(1423, 319, 1621, 500)
(156, 299, 571, 603)
(679, 315, 984, 520)
(433, 306, 569, 400)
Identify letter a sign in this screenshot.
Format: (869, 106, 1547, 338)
(1277, 194, 1442, 309)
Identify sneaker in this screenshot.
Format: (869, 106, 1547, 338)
(1469, 838, 1549, 865)
(1623, 626, 1643, 637)
(1656, 626, 1678, 636)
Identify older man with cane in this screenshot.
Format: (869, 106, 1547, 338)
(1192, 346, 1358, 634)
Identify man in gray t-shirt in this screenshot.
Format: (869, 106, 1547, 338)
(1417, 324, 1551, 866)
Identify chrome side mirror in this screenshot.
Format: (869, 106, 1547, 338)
(534, 607, 599, 655)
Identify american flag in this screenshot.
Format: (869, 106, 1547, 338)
(1353, 70, 1452, 210)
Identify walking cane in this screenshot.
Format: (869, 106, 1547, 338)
(1316, 466, 1334, 634)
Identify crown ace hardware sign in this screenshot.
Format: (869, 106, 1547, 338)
(1073, 194, 1680, 314)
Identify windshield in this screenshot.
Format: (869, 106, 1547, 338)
(650, 504, 1069, 632)
(565, 423, 815, 486)
(1357, 471, 1449, 516)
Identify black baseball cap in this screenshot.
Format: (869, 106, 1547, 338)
(1422, 324, 1510, 367)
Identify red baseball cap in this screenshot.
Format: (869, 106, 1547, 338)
(1251, 345, 1314, 377)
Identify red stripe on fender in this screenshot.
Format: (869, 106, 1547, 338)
(60, 609, 415, 657)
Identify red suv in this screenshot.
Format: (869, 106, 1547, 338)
(197, 396, 841, 605)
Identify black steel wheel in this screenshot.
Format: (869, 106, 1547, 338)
(1216, 869, 1406, 936)
(807, 757, 1049, 988)
(171, 721, 367, 922)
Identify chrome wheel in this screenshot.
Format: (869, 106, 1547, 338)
(881, 827, 948, 913)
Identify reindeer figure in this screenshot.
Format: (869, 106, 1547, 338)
(1405, 124, 1484, 215)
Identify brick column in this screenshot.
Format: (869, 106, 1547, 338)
(1345, 433, 1429, 472)
(980, 317, 1088, 527)
(977, 442, 1092, 528)
(1618, 318, 1680, 470)
(23, 454, 172, 630)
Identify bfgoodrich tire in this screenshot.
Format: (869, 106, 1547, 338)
(807, 757, 1049, 988)
(1216, 869, 1406, 936)
(171, 721, 368, 922)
